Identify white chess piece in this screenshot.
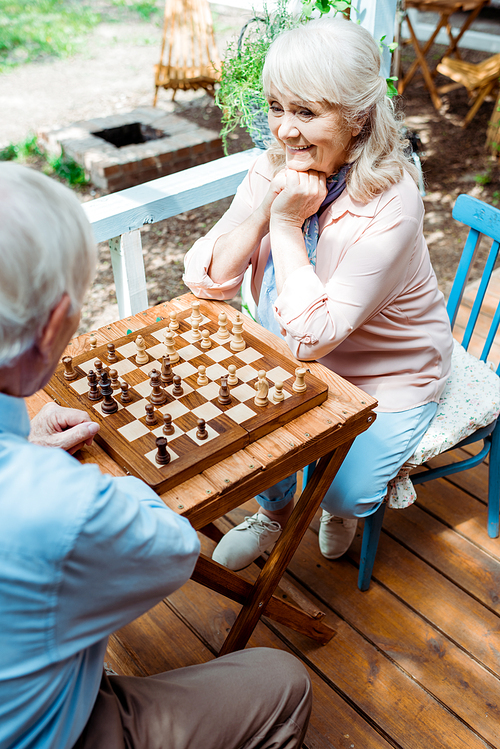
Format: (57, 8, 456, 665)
(230, 313, 246, 352)
(197, 365, 209, 386)
(135, 334, 149, 365)
(164, 331, 180, 363)
(200, 330, 211, 350)
(217, 312, 230, 340)
(292, 367, 307, 393)
(191, 318, 202, 342)
(169, 311, 179, 331)
(227, 365, 238, 386)
(272, 381, 285, 403)
(190, 300, 203, 324)
(254, 370, 269, 407)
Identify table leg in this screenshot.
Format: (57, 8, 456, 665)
(400, 11, 445, 110)
(441, 2, 487, 60)
(217, 440, 354, 655)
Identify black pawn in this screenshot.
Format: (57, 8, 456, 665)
(218, 375, 232, 406)
(107, 343, 117, 363)
(149, 370, 167, 406)
(161, 355, 173, 386)
(87, 370, 101, 401)
(120, 381, 132, 404)
(155, 436, 170, 465)
(172, 375, 184, 397)
(94, 360, 104, 382)
(109, 368, 120, 390)
(163, 413, 175, 436)
(196, 418, 208, 440)
(100, 372, 118, 414)
(145, 402, 157, 426)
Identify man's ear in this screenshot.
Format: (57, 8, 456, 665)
(37, 294, 72, 361)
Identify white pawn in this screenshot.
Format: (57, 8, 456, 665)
(135, 334, 149, 365)
(227, 364, 238, 386)
(169, 311, 179, 331)
(200, 329, 211, 350)
(230, 312, 246, 352)
(272, 381, 285, 403)
(164, 331, 180, 363)
(89, 332, 97, 349)
(191, 300, 202, 324)
(217, 312, 230, 341)
(191, 318, 201, 342)
(292, 367, 307, 393)
(197, 365, 209, 386)
(254, 370, 269, 407)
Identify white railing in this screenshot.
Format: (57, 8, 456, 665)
(82, 148, 262, 319)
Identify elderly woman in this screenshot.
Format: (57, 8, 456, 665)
(183, 16, 453, 571)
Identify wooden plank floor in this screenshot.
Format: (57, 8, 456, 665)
(106, 283, 500, 749)
(106, 443, 500, 749)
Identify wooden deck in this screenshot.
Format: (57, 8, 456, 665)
(105, 441, 500, 749)
(103, 280, 500, 749)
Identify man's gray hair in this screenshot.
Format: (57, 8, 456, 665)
(0, 163, 97, 366)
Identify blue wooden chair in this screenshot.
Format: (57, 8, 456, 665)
(304, 193, 500, 591)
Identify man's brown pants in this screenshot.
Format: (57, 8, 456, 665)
(73, 647, 312, 749)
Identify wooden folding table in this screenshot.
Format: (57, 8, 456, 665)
(398, 0, 490, 110)
(27, 294, 376, 655)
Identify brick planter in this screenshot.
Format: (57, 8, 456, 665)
(37, 107, 224, 192)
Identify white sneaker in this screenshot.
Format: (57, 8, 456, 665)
(318, 511, 358, 560)
(212, 513, 282, 571)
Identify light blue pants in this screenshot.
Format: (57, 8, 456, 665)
(257, 402, 438, 519)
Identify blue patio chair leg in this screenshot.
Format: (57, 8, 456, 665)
(488, 422, 500, 538)
(358, 502, 386, 591)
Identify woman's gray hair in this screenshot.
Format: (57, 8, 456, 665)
(0, 162, 96, 366)
(262, 16, 418, 202)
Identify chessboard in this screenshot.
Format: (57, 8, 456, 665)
(45, 303, 329, 493)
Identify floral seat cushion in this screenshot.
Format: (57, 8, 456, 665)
(387, 339, 500, 509)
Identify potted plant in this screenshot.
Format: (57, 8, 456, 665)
(215, 0, 351, 153)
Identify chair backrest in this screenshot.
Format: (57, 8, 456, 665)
(449, 194, 500, 374)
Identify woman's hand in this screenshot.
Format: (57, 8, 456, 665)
(270, 169, 327, 227)
(257, 168, 288, 223)
(29, 402, 100, 454)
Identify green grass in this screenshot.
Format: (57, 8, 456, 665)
(0, 134, 88, 186)
(110, 0, 162, 21)
(0, 0, 99, 71)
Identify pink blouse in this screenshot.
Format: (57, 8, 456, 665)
(183, 153, 453, 412)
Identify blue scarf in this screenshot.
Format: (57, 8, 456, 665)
(257, 164, 350, 337)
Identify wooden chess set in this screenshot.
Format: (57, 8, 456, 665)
(45, 301, 329, 493)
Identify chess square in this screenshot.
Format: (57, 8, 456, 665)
(236, 347, 263, 364)
(78, 357, 102, 375)
(165, 381, 194, 399)
(230, 383, 256, 402)
(197, 382, 220, 401)
(118, 420, 149, 441)
(205, 346, 232, 363)
(267, 366, 293, 383)
(192, 402, 223, 421)
(124, 398, 149, 418)
(116, 341, 138, 358)
(186, 422, 219, 445)
(134, 380, 153, 398)
(176, 344, 201, 361)
(70, 377, 90, 395)
(145, 445, 179, 466)
(188, 313, 210, 326)
(224, 403, 256, 424)
(210, 332, 233, 346)
(158, 400, 189, 419)
(150, 326, 171, 343)
(180, 331, 203, 345)
(146, 343, 167, 360)
(172, 361, 197, 379)
(139, 360, 161, 375)
(205, 363, 228, 381)
(113, 359, 137, 377)
(152, 423, 185, 441)
(93, 401, 124, 417)
(234, 364, 259, 383)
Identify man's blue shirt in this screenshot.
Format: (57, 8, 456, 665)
(0, 393, 200, 749)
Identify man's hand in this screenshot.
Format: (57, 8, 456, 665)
(29, 402, 100, 454)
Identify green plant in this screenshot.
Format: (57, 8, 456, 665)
(110, 0, 161, 21)
(46, 152, 88, 185)
(0, 0, 99, 72)
(0, 134, 42, 161)
(0, 133, 88, 186)
(474, 171, 492, 186)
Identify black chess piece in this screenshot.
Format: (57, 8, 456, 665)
(109, 368, 120, 390)
(100, 372, 118, 414)
(145, 403, 157, 426)
(172, 375, 184, 397)
(155, 436, 170, 465)
(107, 343, 117, 363)
(196, 418, 208, 440)
(94, 360, 104, 382)
(161, 355, 173, 386)
(120, 381, 132, 404)
(149, 370, 167, 406)
(162, 413, 175, 436)
(87, 370, 101, 401)
(218, 375, 232, 406)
